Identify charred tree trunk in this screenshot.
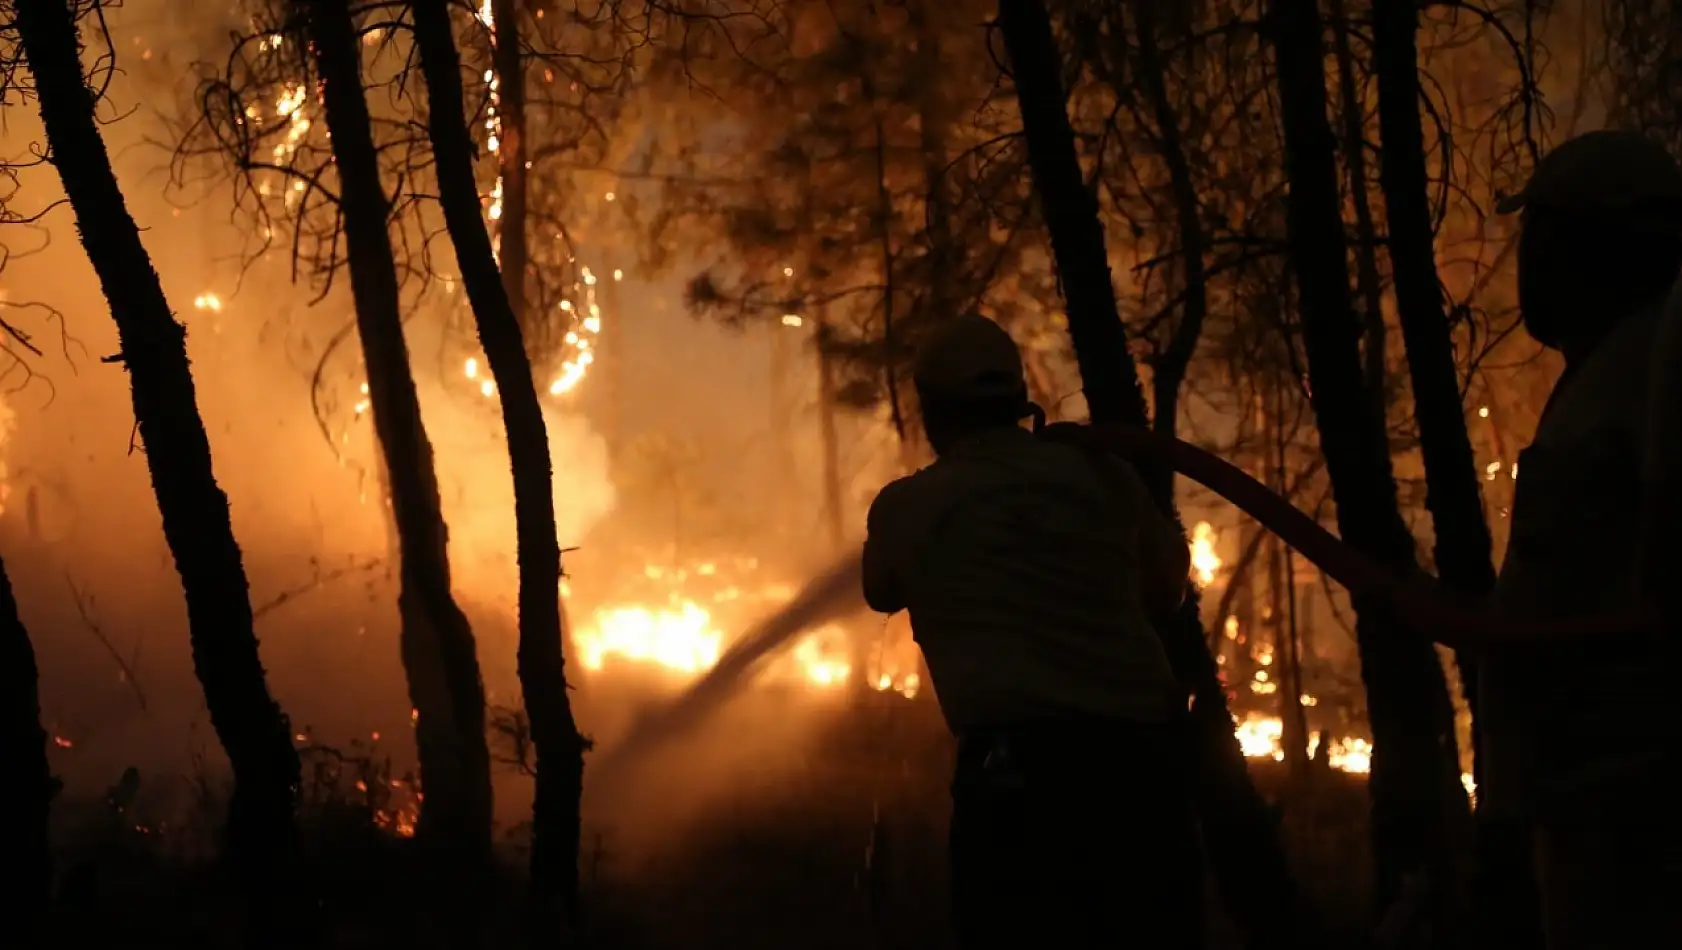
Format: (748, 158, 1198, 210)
(490, 0, 530, 336)
(997, 1, 1315, 944)
(412, 0, 587, 924)
(996, 0, 1134, 430)
(869, 103, 909, 451)
(1370, 0, 1495, 715)
(1370, 1, 1532, 942)
(0, 550, 52, 938)
(816, 311, 846, 547)
(16, 0, 300, 921)
(911, 0, 955, 330)
(1130, 0, 1208, 499)
(1268, 0, 1470, 924)
(1328, 0, 1391, 403)
(298, 0, 493, 887)
(1265, 378, 1310, 775)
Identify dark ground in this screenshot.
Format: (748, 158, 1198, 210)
(40, 688, 1376, 948)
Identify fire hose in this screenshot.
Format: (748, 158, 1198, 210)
(1054, 422, 1662, 653)
(596, 417, 1665, 784)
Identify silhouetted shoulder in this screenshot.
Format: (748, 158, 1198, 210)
(865, 474, 921, 533)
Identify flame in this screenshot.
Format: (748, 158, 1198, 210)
(1234, 712, 1476, 799)
(571, 562, 860, 690)
(578, 599, 722, 674)
(476, 0, 505, 226)
(459, 264, 607, 399)
(1189, 521, 1221, 586)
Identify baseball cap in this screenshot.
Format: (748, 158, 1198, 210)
(1496, 130, 1682, 222)
(912, 314, 1029, 410)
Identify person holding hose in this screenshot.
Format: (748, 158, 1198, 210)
(1481, 129, 1682, 949)
(861, 313, 1203, 949)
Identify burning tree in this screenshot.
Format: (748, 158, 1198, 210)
(5, 0, 302, 925)
(410, 0, 589, 926)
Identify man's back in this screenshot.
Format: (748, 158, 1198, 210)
(863, 426, 1178, 733)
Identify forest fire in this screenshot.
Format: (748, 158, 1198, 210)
(0, 0, 1586, 941)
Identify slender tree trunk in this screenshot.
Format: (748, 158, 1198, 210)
(1370, 0, 1495, 710)
(411, 0, 587, 925)
(17, 0, 300, 924)
(490, 0, 530, 336)
(769, 314, 799, 533)
(1266, 378, 1309, 775)
(1328, 0, 1391, 400)
(1130, 0, 1208, 500)
(816, 311, 845, 547)
(996, 0, 1135, 430)
(1269, 0, 1470, 925)
(0, 549, 52, 939)
(597, 254, 625, 462)
(997, 1, 1315, 945)
(1370, 2, 1532, 942)
(870, 108, 908, 450)
(298, 0, 493, 889)
(911, 0, 954, 329)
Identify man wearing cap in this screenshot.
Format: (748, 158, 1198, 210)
(1485, 129, 1682, 948)
(860, 313, 1203, 949)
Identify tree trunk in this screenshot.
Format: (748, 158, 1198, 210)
(1268, 0, 1470, 924)
(997, 1, 1315, 944)
(869, 107, 908, 450)
(816, 311, 845, 547)
(0, 549, 52, 938)
(1327, 0, 1390, 401)
(597, 254, 625, 461)
(411, 0, 587, 926)
(490, 0, 530, 337)
(911, 0, 955, 330)
(1370, 0, 1495, 713)
(1130, 0, 1208, 500)
(297, 0, 493, 887)
(1266, 378, 1309, 775)
(769, 313, 799, 535)
(16, 0, 300, 921)
(1370, 1, 1532, 941)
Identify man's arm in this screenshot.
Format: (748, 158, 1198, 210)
(1096, 454, 1189, 615)
(1138, 503, 1192, 617)
(862, 483, 906, 614)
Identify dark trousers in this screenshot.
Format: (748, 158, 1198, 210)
(948, 719, 1203, 949)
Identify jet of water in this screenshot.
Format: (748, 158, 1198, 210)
(588, 552, 865, 782)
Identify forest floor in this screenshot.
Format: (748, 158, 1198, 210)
(40, 692, 1377, 949)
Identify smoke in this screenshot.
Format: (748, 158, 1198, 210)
(0, 0, 914, 878)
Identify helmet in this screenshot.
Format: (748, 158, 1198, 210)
(912, 314, 1029, 410)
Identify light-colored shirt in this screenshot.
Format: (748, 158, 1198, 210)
(1482, 305, 1673, 817)
(861, 426, 1179, 734)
